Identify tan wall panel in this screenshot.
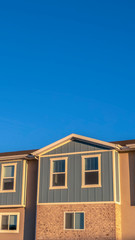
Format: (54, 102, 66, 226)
(120, 152, 135, 240)
(115, 204, 121, 240)
(0, 207, 25, 240)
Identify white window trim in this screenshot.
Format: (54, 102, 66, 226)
(81, 154, 101, 188)
(0, 212, 20, 233)
(49, 157, 68, 189)
(64, 211, 85, 230)
(0, 163, 17, 193)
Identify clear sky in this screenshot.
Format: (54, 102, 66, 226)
(0, 0, 135, 152)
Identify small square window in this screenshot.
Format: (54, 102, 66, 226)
(50, 158, 68, 189)
(82, 155, 101, 188)
(53, 160, 65, 173)
(1, 164, 16, 191)
(85, 171, 98, 185)
(85, 157, 98, 171)
(0, 214, 19, 232)
(53, 174, 65, 186)
(65, 212, 84, 230)
(4, 166, 14, 178)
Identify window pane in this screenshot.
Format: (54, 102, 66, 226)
(53, 174, 65, 186)
(9, 215, 17, 230)
(75, 213, 84, 229)
(85, 172, 98, 185)
(3, 178, 14, 190)
(85, 157, 98, 170)
(65, 213, 74, 229)
(1, 215, 8, 230)
(4, 166, 14, 177)
(53, 160, 65, 173)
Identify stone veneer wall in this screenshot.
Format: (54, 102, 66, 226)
(36, 203, 116, 240)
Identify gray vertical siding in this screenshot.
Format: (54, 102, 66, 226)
(115, 151, 120, 202)
(0, 160, 23, 205)
(39, 141, 114, 203)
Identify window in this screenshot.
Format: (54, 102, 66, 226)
(65, 212, 84, 230)
(50, 157, 68, 189)
(1, 164, 16, 192)
(0, 213, 19, 233)
(82, 154, 101, 188)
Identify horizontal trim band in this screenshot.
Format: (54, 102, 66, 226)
(42, 149, 113, 157)
(37, 201, 115, 205)
(0, 204, 25, 208)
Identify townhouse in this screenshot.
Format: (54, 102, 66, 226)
(0, 150, 38, 240)
(0, 134, 135, 239)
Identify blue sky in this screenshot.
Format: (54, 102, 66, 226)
(0, 1, 135, 152)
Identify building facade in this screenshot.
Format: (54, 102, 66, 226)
(0, 134, 135, 239)
(0, 150, 38, 240)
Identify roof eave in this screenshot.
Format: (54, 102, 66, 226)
(0, 153, 36, 161)
(0, 154, 28, 161)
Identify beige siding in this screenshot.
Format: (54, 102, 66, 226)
(0, 208, 25, 240)
(120, 152, 135, 240)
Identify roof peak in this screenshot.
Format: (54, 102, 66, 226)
(32, 133, 121, 156)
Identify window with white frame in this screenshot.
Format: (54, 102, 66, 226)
(82, 154, 101, 187)
(1, 164, 16, 191)
(65, 212, 84, 230)
(50, 157, 67, 188)
(0, 213, 19, 232)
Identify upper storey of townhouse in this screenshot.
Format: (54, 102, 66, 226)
(0, 149, 37, 207)
(0, 133, 135, 208)
(34, 134, 135, 205)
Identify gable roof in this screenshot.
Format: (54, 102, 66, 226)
(1, 135, 135, 160)
(32, 133, 122, 156)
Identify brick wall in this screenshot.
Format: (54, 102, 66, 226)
(36, 203, 116, 240)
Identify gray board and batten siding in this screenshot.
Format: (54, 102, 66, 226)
(43, 140, 112, 155)
(0, 160, 23, 205)
(39, 140, 114, 203)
